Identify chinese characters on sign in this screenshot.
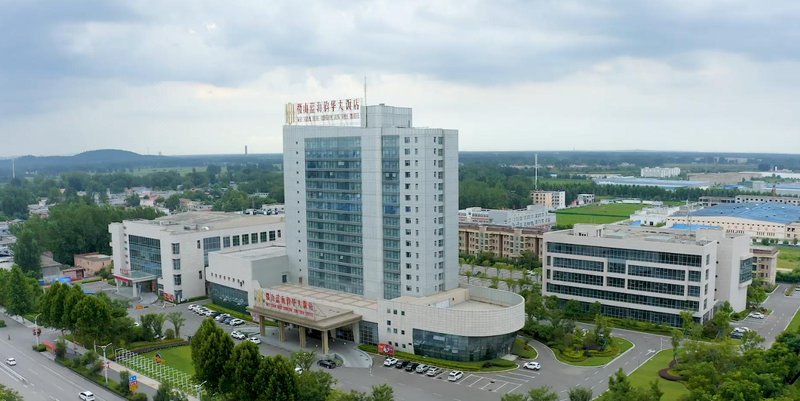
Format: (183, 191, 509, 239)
(255, 288, 317, 319)
(285, 98, 362, 126)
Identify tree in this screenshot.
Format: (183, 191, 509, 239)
(568, 386, 593, 401)
(125, 193, 141, 207)
(292, 351, 316, 373)
(222, 341, 263, 400)
(297, 371, 335, 401)
(740, 330, 765, 352)
(140, 313, 167, 340)
(119, 370, 131, 396)
(257, 355, 298, 401)
(166, 311, 186, 338)
(4, 267, 34, 316)
(191, 319, 216, 373)
(75, 295, 112, 345)
(194, 324, 234, 392)
(154, 382, 188, 401)
(670, 329, 683, 365)
(593, 315, 612, 350)
(747, 279, 768, 308)
(12, 228, 41, 276)
(588, 301, 602, 318)
(369, 384, 394, 401)
(164, 194, 181, 211)
(0, 383, 24, 401)
(528, 386, 558, 401)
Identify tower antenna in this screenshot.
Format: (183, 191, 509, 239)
(363, 75, 368, 127)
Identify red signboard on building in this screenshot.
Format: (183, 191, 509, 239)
(378, 343, 395, 356)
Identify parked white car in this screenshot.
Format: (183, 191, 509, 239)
(383, 357, 398, 367)
(523, 361, 541, 370)
(248, 336, 262, 344)
(231, 331, 246, 340)
(448, 370, 463, 381)
(748, 312, 766, 319)
(187, 304, 198, 311)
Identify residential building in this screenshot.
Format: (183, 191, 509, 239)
(459, 205, 555, 228)
(542, 224, 753, 326)
(750, 246, 778, 286)
(640, 167, 681, 178)
(459, 223, 545, 259)
(109, 211, 285, 302)
(240, 103, 524, 360)
(531, 190, 566, 210)
(73, 252, 112, 276)
(667, 202, 800, 241)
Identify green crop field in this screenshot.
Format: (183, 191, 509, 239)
(627, 350, 689, 399)
(778, 246, 800, 270)
(555, 203, 645, 226)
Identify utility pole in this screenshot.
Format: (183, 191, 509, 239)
(33, 313, 41, 347)
(98, 343, 113, 384)
(197, 380, 207, 401)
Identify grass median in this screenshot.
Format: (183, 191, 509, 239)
(553, 337, 634, 367)
(141, 345, 194, 375)
(627, 349, 689, 399)
(787, 306, 800, 333)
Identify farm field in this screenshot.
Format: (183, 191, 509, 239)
(555, 203, 645, 226)
(777, 246, 800, 270)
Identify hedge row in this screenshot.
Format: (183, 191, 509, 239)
(56, 357, 148, 401)
(358, 344, 516, 372)
(127, 339, 189, 355)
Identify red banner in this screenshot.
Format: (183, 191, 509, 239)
(378, 343, 395, 356)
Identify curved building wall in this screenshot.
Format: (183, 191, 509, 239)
(377, 286, 524, 359)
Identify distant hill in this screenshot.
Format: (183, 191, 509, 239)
(0, 149, 283, 179)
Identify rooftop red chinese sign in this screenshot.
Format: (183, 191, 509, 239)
(285, 98, 362, 126)
(254, 288, 317, 319)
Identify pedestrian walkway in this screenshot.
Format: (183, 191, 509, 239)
(255, 324, 373, 368)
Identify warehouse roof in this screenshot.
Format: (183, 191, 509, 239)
(689, 202, 800, 225)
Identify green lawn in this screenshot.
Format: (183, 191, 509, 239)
(628, 349, 689, 399)
(778, 246, 800, 270)
(787, 306, 800, 333)
(555, 203, 645, 226)
(142, 346, 194, 376)
(553, 337, 634, 366)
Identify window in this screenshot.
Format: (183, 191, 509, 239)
(171, 243, 180, 255)
(242, 235, 250, 245)
(223, 237, 230, 248)
(251, 233, 258, 243)
(198, 271, 203, 279)
(277, 230, 281, 238)
(387, 320, 391, 326)
(260, 232, 267, 242)
(172, 259, 181, 270)
(269, 231, 276, 241)
(233, 235, 240, 246)
(173, 275, 181, 286)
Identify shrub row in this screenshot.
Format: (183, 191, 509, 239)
(56, 357, 148, 401)
(659, 367, 685, 381)
(127, 339, 189, 356)
(203, 303, 256, 323)
(358, 345, 516, 371)
(32, 344, 47, 352)
(0, 319, 6, 328)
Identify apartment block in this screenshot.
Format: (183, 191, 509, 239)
(459, 223, 545, 259)
(531, 190, 566, 210)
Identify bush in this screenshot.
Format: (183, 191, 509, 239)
(32, 344, 47, 352)
(164, 328, 175, 340)
(0, 320, 5, 328)
(128, 392, 148, 401)
(511, 337, 538, 359)
(55, 340, 67, 358)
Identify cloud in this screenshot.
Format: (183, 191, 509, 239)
(0, 0, 798, 155)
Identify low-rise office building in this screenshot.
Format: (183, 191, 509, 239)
(109, 211, 285, 302)
(641, 167, 681, 178)
(630, 206, 680, 226)
(459, 205, 555, 228)
(750, 246, 778, 286)
(459, 223, 545, 259)
(543, 224, 752, 326)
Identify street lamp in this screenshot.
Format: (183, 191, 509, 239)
(196, 380, 207, 401)
(98, 343, 113, 385)
(33, 313, 42, 347)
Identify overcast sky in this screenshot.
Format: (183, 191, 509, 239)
(1, 0, 799, 157)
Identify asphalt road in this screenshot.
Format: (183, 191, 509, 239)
(735, 283, 800, 347)
(1, 312, 156, 401)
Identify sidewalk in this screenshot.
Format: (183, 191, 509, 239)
(257, 324, 373, 368)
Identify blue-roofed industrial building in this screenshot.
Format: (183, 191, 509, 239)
(666, 202, 800, 241)
(593, 177, 710, 190)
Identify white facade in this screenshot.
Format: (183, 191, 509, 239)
(207, 246, 291, 310)
(459, 205, 555, 228)
(531, 191, 566, 210)
(542, 224, 751, 326)
(109, 212, 285, 302)
(630, 206, 680, 226)
(641, 167, 681, 178)
(283, 104, 459, 300)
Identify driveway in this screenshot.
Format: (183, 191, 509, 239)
(735, 283, 800, 347)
